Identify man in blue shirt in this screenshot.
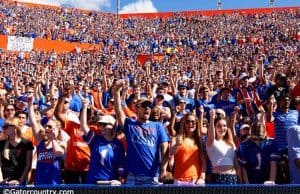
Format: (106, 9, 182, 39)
(215, 87, 237, 117)
(266, 93, 299, 183)
(237, 122, 278, 184)
(267, 93, 299, 150)
(112, 80, 169, 185)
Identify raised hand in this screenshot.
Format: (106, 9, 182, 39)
(82, 98, 90, 108)
(113, 79, 125, 93)
(27, 94, 34, 105)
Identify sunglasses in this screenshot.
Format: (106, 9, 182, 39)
(138, 102, 152, 108)
(44, 125, 54, 129)
(64, 101, 70, 104)
(186, 120, 196, 124)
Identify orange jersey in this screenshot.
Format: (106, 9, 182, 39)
(64, 120, 90, 172)
(173, 143, 202, 181)
(91, 91, 101, 109)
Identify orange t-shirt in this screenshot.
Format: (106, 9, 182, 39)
(91, 91, 100, 109)
(64, 120, 90, 172)
(173, 143, 202, 181)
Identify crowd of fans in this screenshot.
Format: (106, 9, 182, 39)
(0, 1, 299, 186)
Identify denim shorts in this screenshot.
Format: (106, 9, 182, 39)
(211, 173, 238, 184)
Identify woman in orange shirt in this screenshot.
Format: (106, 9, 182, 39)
(169, 113, 206, 185)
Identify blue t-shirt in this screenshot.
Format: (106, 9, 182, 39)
(237, 138, 278, 183)
(273, 109, 299, 150)
(70, 93, 82, 112)
(84, 131, 125, 184)
(195, 99, 215, 120)
(215, 99, 237, 118)
(123, 118, 169, 177)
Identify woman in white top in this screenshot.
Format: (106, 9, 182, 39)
(206, 109, 241, 184)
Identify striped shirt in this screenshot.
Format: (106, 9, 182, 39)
(273, 109, 299, 150)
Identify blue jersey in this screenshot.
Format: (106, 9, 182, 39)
(84, 131, 125, 184)
(35, 141, 61, 185)
(215, 99, 237, 117)
(195, 99, 215, 120)
(123, 118, 169, 177)
(237, 138, 278, 183)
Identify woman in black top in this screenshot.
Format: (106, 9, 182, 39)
(0, 117, 33, 185)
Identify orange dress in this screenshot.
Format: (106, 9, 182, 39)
(173, 143, 202, 181)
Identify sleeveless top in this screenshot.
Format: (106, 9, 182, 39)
(35, 140, 61, 185)
(173, 143, 202, 181)
(207, 140, 235, 167)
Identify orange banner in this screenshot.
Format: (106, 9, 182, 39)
(33, 38, 101, 53)
(0, 35, 101, 53)
(136, 54, 164, 65)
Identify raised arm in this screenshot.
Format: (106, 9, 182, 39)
(112, 80, 126, 129)
(206, 109, 216, 147)
(28, 95, 42, 143)
(54, 86, 71, 127)
(13, 75, 21, 98)
(80, 98, 90, 135)
(168, 109, 177, 137)
(266, 95, 276, 122)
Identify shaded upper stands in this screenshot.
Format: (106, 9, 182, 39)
(0, 0, 299, 49)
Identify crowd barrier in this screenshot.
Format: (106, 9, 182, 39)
(0, 184, 299, 194)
